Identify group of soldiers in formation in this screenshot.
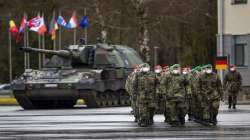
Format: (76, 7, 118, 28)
(125, 63, 242, 127)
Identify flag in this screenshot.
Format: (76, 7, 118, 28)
(57, 16, 67, 27)
(19, 16, 27, 33)
(49, 16, 59, 40)
(215, 56, 228, 70)
(28, 16, 47, 35)
(66, 12, 78, 29)
(9, 20, 19, 37)
(80, 16, 89, 29)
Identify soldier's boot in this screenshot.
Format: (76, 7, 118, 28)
(134, 117, 138, 122)
(138, 118, 148, 127)
(212, 115, 218, 125)
(233, 104, 236, 109)
(188, 114, 194, 121)
(149, 116, 154, 125)
(228, 96, 232, 109)
(180, 117, 185, 126)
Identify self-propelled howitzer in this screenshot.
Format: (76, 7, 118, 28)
(12, 43, 143, 109)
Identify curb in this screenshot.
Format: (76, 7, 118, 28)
(0, 97, 18, 105)
(0, 97, 86, 106)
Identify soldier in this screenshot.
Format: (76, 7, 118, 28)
(190, 66, 202, 121)
(133, 63, 157, 127)
(154, 65, 165, 114)
(224, 65, 242, 109)
(160, 64, 188, 126)
(182, 67, 192, 121)
(198, 64, 224, 125)
(125, 64, 139, 122)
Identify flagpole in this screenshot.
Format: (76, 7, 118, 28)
(84, 8, 88, 44)
(25, 12, 30, 69)
(27, 27, 30, 69)
(74, 28, 76, 45)
(73, 10, 77, 45)
(8, 30, 12, 82)
(24, 13, 27, 69)
(42, 34, 45, 67)
(42, 13, 45, 67)
(53, 11, 56, 50)
(38, 34, 41, 69)
(58, 10, 62, 50)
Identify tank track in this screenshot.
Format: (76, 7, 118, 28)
(80, 90, 131, 108)
(13, 91, 77, 109)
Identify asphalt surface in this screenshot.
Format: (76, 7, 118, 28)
(0, 104, 250, 139)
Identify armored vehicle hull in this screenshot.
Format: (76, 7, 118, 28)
(12, 44, 143, 109)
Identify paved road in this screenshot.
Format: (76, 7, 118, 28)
(0, 104, 250, 139)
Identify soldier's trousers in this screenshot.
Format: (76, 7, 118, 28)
(165, 100, 187, 124)
(202, 99, 220, 122)
(131, 97, 138, 119)
(138, 102, 155, 126)
(228, 92, 238, 108)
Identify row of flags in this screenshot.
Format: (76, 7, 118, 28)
(9, 12, 89, 41)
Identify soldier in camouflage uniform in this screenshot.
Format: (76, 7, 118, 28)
(133, 63, 157, 127)
(189, 66, 202, 121)
(182, 67, 192, 121)
(198, 64, 224, 125)
(224, 65, 242, 109)
(154, 65, 164, 114)
(160, 64, 188, 126)
(125, 64, 140, 122)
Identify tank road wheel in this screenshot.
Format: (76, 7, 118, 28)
(13, 91, 35, 110)
(119, 90, 130, 106)
(112, 94, 119, 106)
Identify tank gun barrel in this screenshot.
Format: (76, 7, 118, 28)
(20, 47, 72, 58)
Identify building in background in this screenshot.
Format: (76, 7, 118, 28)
(218, 0, 250, 91)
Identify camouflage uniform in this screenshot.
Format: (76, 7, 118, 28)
(224, 70, 242, 109)
(183, 73, 192, 121)
(160, 70, 188, 126)
(134, 71, 157, 127)
(126, 71, 139, 122)
(198, 71, 223, 125)
(155, 71, 165, 114)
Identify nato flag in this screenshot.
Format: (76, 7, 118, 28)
(80, 16, 89, 28)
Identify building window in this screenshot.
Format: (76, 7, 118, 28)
(235, 44, 246, 66)
(232, 0, 248, 4)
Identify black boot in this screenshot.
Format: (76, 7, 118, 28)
(233, 104, 236, 109)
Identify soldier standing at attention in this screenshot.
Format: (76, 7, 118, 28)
(125, 64, 140, 122)
(198, 64, 224, 125)
(133, 63, 157, 127)
(182, 67, 192, 121)
(160, 64, 188, 126)
(224, 65, 242, 109)
(154, 65, 164, 114)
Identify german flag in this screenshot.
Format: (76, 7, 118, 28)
(215, 56, 228, 70)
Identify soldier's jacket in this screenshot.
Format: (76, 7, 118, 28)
(160, 73, 188, 101)
(126, 71, 138, 95)
(183, 74, 192, 98)
(133, 72, 157, 107)
(125, 72, 134, 95)
(190, 73, 200, 96)
(224, 71, 242, 93)
(198, 73, 224, 101)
